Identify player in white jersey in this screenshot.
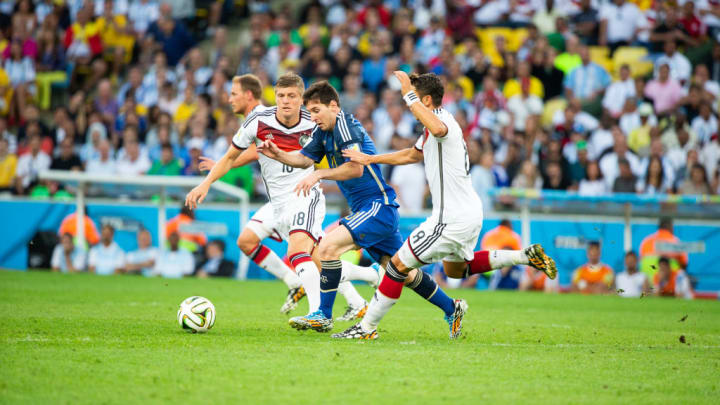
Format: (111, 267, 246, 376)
(187, 73, 378, 320)
(334, 72, 558, 340)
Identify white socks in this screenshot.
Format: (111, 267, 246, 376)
(360, 291, 396, 332)
(489, 250, 528, 268)
(294, 261, 321, 313)
(338, 281, 366, 308)
(340, 261, 380, 287)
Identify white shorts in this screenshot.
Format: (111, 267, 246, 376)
(245, 187, 325, 243)
(398, 217, 483, 268)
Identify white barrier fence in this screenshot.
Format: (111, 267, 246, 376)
(39, 170, 251, 279)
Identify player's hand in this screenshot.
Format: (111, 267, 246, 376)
(185, 183, 210, 210)
(342, 148, 372, 166)
(198, 156, 216, 171)
(257, 140, 281, 159)
(294, 172, 319, 197)
(393, 71, 415, 96)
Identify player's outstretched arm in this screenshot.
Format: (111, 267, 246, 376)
(198, 144, 259, 171)
(257, 140, 314, 169)
(185, 145, 242, 209)
(343, 147, 422, 166)
(394, 71, 447, 138)
(294, 160, 364, 196)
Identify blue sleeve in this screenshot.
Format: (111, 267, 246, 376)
(300, 128, 324, 163)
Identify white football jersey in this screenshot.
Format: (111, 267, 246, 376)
(232, 105, 316, 207)
(414, 107, 483, 223)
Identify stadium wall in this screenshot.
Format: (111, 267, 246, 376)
(1, 200, 719, 291)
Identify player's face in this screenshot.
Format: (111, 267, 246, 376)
(228, 82, 246, 114)
(305, 100, 335, 131)
(275, 85, 303, 119)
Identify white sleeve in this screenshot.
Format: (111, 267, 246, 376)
(232, 117, 259, 149)
(414, 133, 424, 151)
(88, 248, 97, 267)
(73, 250, 86, 271)
(184, 252, 195, 276)
(115, 249, 126, 269)
(51, 246, 62, 269)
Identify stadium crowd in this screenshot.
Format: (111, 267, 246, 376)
(0, 0, 713, 298)
(0, 0, 719, 207)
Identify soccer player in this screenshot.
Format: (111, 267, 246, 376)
(259, 81, 462, 335)
(334, 72, 558, 339)
(193, 74, 378, 317)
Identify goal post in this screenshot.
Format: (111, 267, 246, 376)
(39, 170, 251, 279)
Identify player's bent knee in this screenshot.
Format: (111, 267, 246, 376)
(236, 233, 259, 255)
(443, 262, 467, 279)
(315, 241, 340, 261)
(390, 255, 411, 274)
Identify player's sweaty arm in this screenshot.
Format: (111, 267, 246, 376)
(342, 147, 422, 166)
(257, 139, 314, 168)
(185, 146, 242, 209)
(199, 144, 259, 171)
(394, 70, 447, 137)
(314, 160, 364, 181)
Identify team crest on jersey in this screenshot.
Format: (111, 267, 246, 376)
(299, 134, 310, 147)
(265, 133, 274, 140)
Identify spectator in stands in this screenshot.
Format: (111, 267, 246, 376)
(678, 163, 712, 195)
(564, 45, 611, 115)
(639, 217, 689, 277)
(152, 231, 195, 278)
(599, 0, 643, 51)
(615, 251, 650, 298)
(488, 264, 524, 291)
(148, 143, 183, 175)
(195, 240, 235, 278)
(470, 148, 496, 210)
(519, 266, 560, 293)
(650, 7, 699, 51)
(116, 138, 151, 176)
(645, 63, 685, 116)
(4, 39, 36, 121)
(124, 229, 158, 276)
(578, 160, 608, 196)
(654, 40, 692, 84)
(51, 232, 86, 273)
(571, 0, 599, 45)
(600, 128, 642, 189)
(0, 136, 17, 191)
(88, 224, 125, 275)
(603, 64, 636, 119)
(637, 156, 670, 194)
(654, 257, 693, 299)
(166, 206, 207, 253)
(628, 103, 655, 156)
(612, 158, 638, 193)
(85, 139, 116, 175)
(50, 137, 82, 171)
(511, 160, 542, 189)
(691, 103, 718, 146)
(571, 241, 614, 294)
(15, 134, 51, 195)
(147, 3, 194, 66)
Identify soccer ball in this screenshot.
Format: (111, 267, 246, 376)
(177, 296, 216, 333)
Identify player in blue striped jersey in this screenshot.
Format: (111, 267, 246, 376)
(259, 81, 460, 335)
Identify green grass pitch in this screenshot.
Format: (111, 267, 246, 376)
(1, 270, 719, 404)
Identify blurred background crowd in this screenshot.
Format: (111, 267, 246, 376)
(1, 0, 720, 210)
(0, 0, 717, 298)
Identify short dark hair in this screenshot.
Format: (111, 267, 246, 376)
(500, 219, 512, 228)
(409, 73, 444, 107)
(658, 256, 670, 266)
(303, 81, 340, 106)
(209, 239, 226, 252)
(625, 250, 637, 258)
(659, 217, 673, 231)
(233, 74, 262, 99)
(588, 241, 600, 249)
